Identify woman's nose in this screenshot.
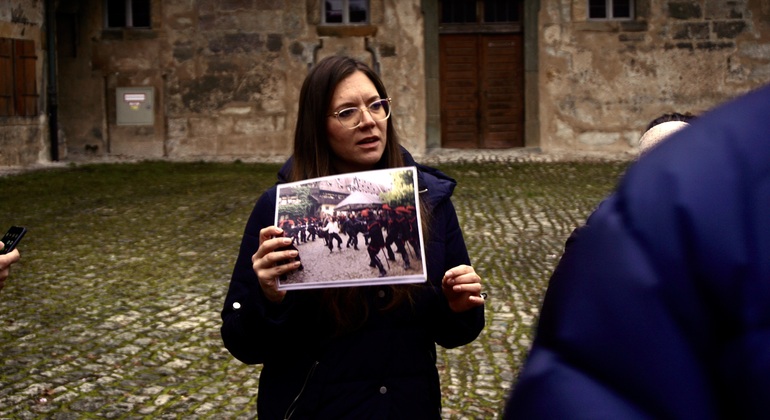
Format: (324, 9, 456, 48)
(359, 107, 377, 127)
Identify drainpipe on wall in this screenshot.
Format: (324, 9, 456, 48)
(104, 74, 111, 154)
(364, 37, 380, 75)
(308, 38, 324, 70)
(45, 0, 59, 161)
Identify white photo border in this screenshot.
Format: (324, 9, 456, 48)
(275, 166, 427, 290)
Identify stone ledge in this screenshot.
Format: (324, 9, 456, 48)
(316, 25, 377, 37)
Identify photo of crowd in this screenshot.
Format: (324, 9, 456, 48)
(274, 167, 426, 289)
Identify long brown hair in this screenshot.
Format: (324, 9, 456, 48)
(290, 55, 404, 181)
(289, 55, 420, 335)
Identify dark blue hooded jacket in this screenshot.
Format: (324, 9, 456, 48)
(221, 148, 484, 419)
(505, 84, 770, 419)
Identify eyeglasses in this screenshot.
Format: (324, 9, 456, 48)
(329, 98, 392, 129)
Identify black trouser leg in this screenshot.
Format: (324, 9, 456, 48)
(385, 236, 396, 260)
(396, 239, 410, 268)
(374, 254, 386, 276)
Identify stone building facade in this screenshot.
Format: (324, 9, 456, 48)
(1, 0, 769, 167)
(539, 0, 770, 152)
(0, 1, 47, 166)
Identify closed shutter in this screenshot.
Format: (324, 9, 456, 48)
(0, 38, 12, 116)
(14, 39, 38, 117)
(0, 38, 38, 117)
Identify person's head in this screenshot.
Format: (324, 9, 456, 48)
(638, 112, 697, 154)
(644, 112, 696, 132)
(290, 55, 404, 181)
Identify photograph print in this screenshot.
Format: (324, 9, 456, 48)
(274, 166, 426, 290)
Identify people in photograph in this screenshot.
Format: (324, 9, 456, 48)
(276, 230, 304, 282)
(406, 205, 421, 259)
(394, 205, 413, 268)
(278, 219, 299, 245)
(306, 217, 318, 242)
(221, 55, 485, 419)
(321, 216, 343, 253)
(0, 242, 21, 292)
(382, 204, 410, 269)
(380, 204, 395, 258)
(504, 85, 770, 418)
(342, 213, 362, 250)
(297, 218, 308, 243)
(361, 208, 387, 277)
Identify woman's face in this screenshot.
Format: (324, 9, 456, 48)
(327, 71, 387, 174)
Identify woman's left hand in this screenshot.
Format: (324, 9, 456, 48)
(442, 264, 486, 313)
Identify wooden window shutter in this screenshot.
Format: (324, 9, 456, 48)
(0, 38, 12, 116)
(14, 39, 38, 116)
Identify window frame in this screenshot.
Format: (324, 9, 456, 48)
(438, 0, 522, 34)
(321, 0, 371, 25)
(104, 0, 152, 29)
(587, 0, 635, 21)
(0, 38, 39, 118)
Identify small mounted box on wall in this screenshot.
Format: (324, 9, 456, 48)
(116, 87, 154, 126)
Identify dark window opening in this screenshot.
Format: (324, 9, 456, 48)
(612, 0, 632, 18)
(440, 0, 520, 24)
(106, 0, 151, 29)
(326, 1, 342, 23)
(132, 0, 151, 27)
(349, 0, 368, 23)
(588, 0, 634, 20)
(588, 0, 607, 19)
(484, 0, 519, 23)
(323, 0, 369, 25)
(441, 0, 477, 23)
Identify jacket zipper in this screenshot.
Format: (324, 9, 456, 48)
(284, 361, 320, 420)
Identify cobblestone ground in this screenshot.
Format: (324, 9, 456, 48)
(0, 154, 631, 419)
(280, 232, 423, 288)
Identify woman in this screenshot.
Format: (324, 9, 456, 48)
(221, 55, 485, 419)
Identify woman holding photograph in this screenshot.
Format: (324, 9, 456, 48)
(221, 55, 485, 419)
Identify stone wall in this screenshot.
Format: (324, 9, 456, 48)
(56, 0, 426, 162)
(539, 0, 770, 152)
(0, 0, 47, 166)
(3, 0, 770, 167)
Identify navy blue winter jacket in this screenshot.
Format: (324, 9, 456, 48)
(505, 84, 770, 419)
(221, 149, 484, 419)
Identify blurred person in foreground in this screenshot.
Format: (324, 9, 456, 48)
(504, 83, 770, 419)
(221, 55, 485, 419)
(0, 241, 21, 291)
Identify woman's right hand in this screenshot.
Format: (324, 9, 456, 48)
(251, 226, 300, 303)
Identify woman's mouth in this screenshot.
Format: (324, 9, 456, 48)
(357, 136, 380, 145)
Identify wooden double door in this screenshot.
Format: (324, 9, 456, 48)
(439, 33, 524, 149)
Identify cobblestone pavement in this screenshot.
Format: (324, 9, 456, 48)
(0, 153, 632, 419)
